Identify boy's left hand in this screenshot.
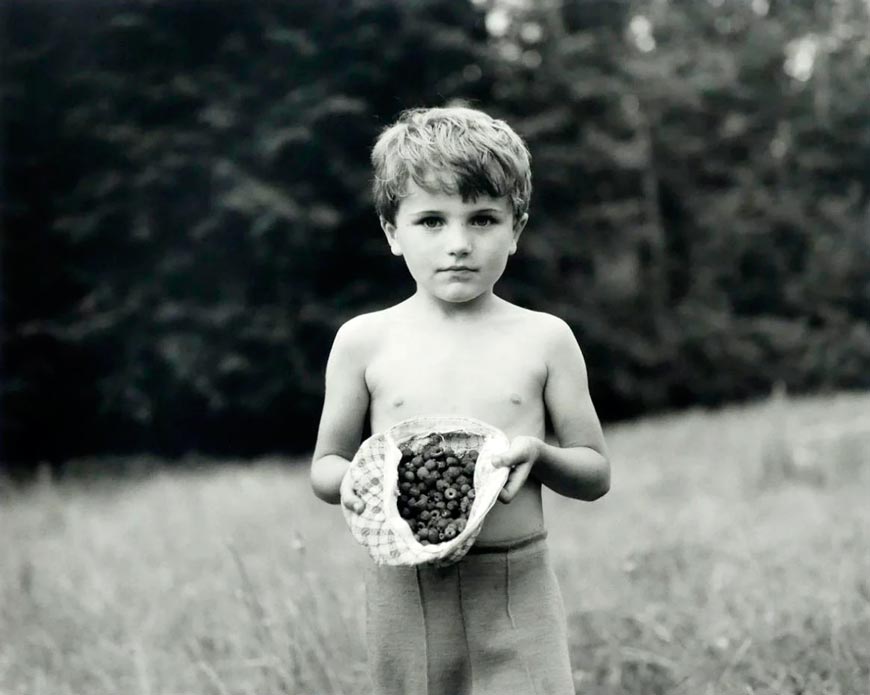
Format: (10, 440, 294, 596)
(491, 436, 542, 503)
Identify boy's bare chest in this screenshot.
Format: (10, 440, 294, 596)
(366, 324, 547, 436)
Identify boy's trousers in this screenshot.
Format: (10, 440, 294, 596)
(365, 531, 575, 695)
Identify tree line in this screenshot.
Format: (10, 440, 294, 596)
(3, 0, 869, 473)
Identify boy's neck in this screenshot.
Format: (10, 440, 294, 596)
(409, 289, 505, 323)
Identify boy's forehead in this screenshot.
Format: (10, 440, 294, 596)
(399, 179, 512, 214)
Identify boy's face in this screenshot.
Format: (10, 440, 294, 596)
(381, 180, 528, 306)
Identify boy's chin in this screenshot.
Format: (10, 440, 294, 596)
(434, 288, 489, 304)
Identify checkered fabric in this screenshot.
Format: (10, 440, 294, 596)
(342, 416, 510, 567)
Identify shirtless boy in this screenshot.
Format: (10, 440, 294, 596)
(311, 106, 610, 695)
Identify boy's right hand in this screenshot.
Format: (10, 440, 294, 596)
(340, 469, 365, 514)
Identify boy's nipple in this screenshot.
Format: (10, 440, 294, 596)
(393, 397, 405, 408)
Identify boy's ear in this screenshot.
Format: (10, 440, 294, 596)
(509, 213, 529, 255)
(380, 216, 402, 256)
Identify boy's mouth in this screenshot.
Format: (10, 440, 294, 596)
(440, 266, 477, 272)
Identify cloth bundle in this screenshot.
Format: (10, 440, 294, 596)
(342, 416, 510, 566)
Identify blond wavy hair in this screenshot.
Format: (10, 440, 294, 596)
(371, 106, 532, 224)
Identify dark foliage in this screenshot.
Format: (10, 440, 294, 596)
(2, 0, 869, 473)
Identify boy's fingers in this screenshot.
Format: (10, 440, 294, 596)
(342, 489, 365, 514)
(499, 472, 520, 503)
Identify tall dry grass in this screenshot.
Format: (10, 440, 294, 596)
(2, 390, 869, 694)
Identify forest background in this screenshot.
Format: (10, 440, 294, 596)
(3, 0, 869, 476)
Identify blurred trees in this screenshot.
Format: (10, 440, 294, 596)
(2, 0, 869, 470)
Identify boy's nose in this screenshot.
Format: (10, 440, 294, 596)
(445, 224, 472, 255)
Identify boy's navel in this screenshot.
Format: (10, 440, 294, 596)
(510, 393, 522, 405)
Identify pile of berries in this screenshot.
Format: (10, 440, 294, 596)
(396, 436, 479, 545)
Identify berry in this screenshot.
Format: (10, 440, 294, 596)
(456, 475, 469, 486)
(467, 489, 475, 500)
(425, 458, 438, 471)
(427, 528, 440, 543)
(411, 455, 424, 466)
(445, 456, 458, 466)
(444, 525, 457, 540)
(419, 510, 431, 522)
(425, 446, 444, 460)
(459, 484, 471, 494)
(444, 487, 458, 500)
(403, 470, 415, 482)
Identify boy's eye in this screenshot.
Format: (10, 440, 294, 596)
(419, 217, 443, 229)
(471, 215, 498, 227)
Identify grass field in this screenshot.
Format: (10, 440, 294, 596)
(2, 391, 870, 695)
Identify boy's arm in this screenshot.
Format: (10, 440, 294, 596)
(494, 317, 610, 501)
(310, 317, 372, 506)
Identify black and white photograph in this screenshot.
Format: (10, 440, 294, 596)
(2, 1, 870, 694)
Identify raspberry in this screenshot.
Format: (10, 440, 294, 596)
(455, 519, 466, 533)
(429, 509, 441, 520)
(403, 470, 415, 482)
(416, 467, 430, 480)
(419, 509, 431, 521)
(431, 491, 444, 503)
(435, 479, 448, 492)
(445, 456, 458, 466)
(446, 500, 458, 513)
(399, 506, 412, 519)
(409, 485, 421, 497)
(459, 483, 471, 494)
(456, 475, 469, 486)
(425, 446, 444, 460)
(399, 482, 412, 493)
(427, 528, 440, 543)
(460, 498, 470, 513)
(447, 466, 462, 478)
(444, 525, 457, 540)
(467, 450, 479, 461)
(436, 459, 447, 471)
(444, 487, 458, 500)
(467, 489, 475, 500)
(411, 455, 424, 466)
(417, 494, 429, 508)
(425, 458, 438, 471)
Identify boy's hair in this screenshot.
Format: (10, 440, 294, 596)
(371, 106, 532, 224)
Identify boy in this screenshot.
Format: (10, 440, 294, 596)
(310, 106, 610, 695)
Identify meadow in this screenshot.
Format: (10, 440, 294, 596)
(2, 391, 869, 695)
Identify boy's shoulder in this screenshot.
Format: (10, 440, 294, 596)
(334, 308, 393, 344)
(502, 303, 575, 337)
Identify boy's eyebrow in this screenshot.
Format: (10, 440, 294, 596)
(409, 207, 505, 215)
